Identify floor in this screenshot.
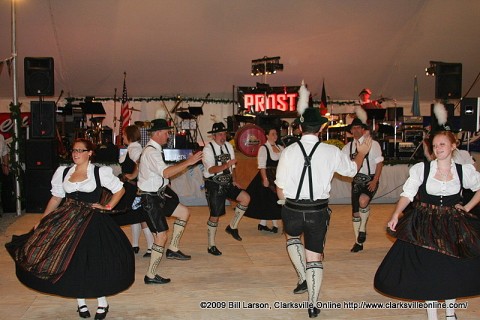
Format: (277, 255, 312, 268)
(1, 204, 479, 320)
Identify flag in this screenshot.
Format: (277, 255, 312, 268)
(411, 76, 420, 116)
(320, 80, 328, 115)
(121, 72, 131, 130)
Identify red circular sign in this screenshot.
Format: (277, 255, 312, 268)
(235, 124, 267, 157)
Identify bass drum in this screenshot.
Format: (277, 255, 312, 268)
(234, 124, 267, 157)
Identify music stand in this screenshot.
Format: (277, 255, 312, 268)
(188, 106, 203, 116)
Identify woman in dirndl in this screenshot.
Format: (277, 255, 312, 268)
(374, 131, 480, 320)
(6, 138, 134, 320)
(244, 126, 284, 233)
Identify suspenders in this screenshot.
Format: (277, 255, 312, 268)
(295, 141, 321, 201)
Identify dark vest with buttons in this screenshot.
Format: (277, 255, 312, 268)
(418, 162, 462, 207)
(62, 165, 103, 203)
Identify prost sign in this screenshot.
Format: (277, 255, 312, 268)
(238, 86, 300, 113)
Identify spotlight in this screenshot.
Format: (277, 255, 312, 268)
(251, 56, 283, 77)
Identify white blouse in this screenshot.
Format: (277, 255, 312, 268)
(119, 141, 142, 163)
(50, 163, 123, 198)
(257, 143, 283, 169)
(400, 160, 480, 202)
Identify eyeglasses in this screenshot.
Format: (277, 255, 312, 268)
(71, 149, 89, 153)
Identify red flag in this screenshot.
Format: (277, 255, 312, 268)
(121, 73, 131, 131)
(320, 80, 328, 115)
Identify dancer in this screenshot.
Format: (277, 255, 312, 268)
(374, 130, 480, 320)
(6, 138, 134, 320)
(202, 122, 250, 255)
(342, 117, 383, 252)
(244, 126, 284, 233)
(138, 119, 203, 284)
(276, 82, 372, 318)
(119, 125, 154, 257)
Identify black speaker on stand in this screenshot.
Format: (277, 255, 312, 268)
(435, 62, 462, 100)
(30, 101, 56, 139)
(24, 57, 55, 97)
(24, 138, 58, 213)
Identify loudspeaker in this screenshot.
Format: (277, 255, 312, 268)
(435, 63, 462, 100)
(460, 97, 480, 132)
(386, 107, 403, 121)
(25, 139, 58, 170)
(30, 101, 56, 138)
(430, 103, 454, 130)
(25, 169, 55, 213)
(24, 57, 54, 96)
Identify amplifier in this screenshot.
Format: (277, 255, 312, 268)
(404, 130, 424, 143)
(398, 142, 416, 152)
(402, 124, 423, 130)
(401, 116, 423, 124)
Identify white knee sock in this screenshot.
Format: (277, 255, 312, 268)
(207, 220, 218, 248)
(131, 223, 141, 247)
(426, 301, 438, 320)
(260, 219, 267, 226)
(352, 216, 360, 242)
(359, 206, 370, 232)
(272, 220, 279, 227)
(97, 296, 108, 308)
(231, 204, 247, 229)
(306, 261, 323, 307)
(445, 299, 456, 317)
(77, 298, 87, 308)
(286, 238, 306, 284)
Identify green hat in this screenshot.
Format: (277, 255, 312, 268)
(147, 119, 173, 132)
(295, 107, 328, 126)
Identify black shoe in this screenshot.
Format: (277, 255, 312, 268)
(166, 249, 191, 260)
(357, 231, 367, 244)
(94, 306, 109, 320)
(258, 224, 271, 232)
(271, 226, 278, 233)
(132, 246, 140, 254)
(308, 307, 320, 318)
(207, 246, 222, 256)
(293, 280, 307, 294)
(143, 249, 151, 258)
(77, 305, 91, 318)
(351, 243, 363, 252)
(225, 225, 242, 241)
(144, 275, 171, 285)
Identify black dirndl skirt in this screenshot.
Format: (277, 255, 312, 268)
(374, 203, 480, 300)
(5, 201, 135, 298)
(244, 171, 282, 220)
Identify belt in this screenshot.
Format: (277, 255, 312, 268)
(285, 198, 329, 210)
(138, 191, 158, 196)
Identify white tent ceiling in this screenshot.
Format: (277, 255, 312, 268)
(1, 0, 479, 103)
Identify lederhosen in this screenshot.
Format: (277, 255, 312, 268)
(350, 141, 378, 213)
(282, 141, 331, 253)
(204, 142, 242, 217)
(138, 145, 180, 233)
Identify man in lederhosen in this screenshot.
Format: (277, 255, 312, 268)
(275, 83, 372, 318)
(342, 117, 384, 253)
(138, 119, 203, 284)
(202, 122, 250, 256)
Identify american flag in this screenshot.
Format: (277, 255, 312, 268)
(121, 73, 131, 130)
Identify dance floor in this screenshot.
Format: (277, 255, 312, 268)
(1, 204, 479, 319)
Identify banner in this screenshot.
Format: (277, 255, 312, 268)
(237, 86, 300, 113)
(0, 112, 30, 139)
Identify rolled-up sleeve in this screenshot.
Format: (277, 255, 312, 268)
(399, 162, 424, 201)
(99, 166, 124, 194)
